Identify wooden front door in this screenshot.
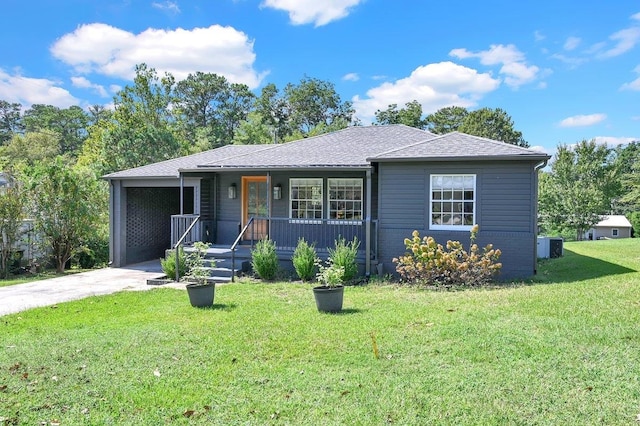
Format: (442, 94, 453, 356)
(242, 176, 268, 240)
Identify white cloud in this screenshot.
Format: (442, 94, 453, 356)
(0, 69, 78, 107)
(621, 64, 640, 91)
(50, 23, 266, 88)
(534, 30, 545, 42)
(559, 113, 607, 127)
(109, 84, 122, 94)
(342, 72, 359, 82)
(598, 26, 640, 58)
(352, 61, 500, 122)
(71, 76, 109, 97)
(593, 136, 639, 146)
(633, 12, 640, 21)
(152, 1, 180, 14)
(564, 36, 581, 51)
(261, 0, 362, 26)
(450, 44, 539, 87)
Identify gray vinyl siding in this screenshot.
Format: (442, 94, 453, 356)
(376, 160, 539, 280)
(214, 170, 371, 245)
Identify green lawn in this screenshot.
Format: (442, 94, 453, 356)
(2, 239, 640, 425)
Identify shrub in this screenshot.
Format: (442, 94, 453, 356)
(160, 247, 188, 280)
(327, 236, 360, 283)
(251, 238, 279, 280)
(393, 225, 502, 287)
(292, 238, 319, 281)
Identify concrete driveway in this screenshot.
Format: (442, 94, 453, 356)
(0, 261, 183, 317)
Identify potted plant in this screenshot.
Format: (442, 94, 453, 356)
(312, 237, 360, 313)
(184, 242, 215, 308)
(313, 263, 345, 313)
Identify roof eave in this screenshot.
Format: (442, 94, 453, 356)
(179, 165, 372, 173)
(369, 154, 552, 162)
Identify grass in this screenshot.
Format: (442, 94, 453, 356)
(1, 239, 640, 424)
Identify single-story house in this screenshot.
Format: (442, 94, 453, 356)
(585, 215, 633, 240)
(104, 125, 550, 280)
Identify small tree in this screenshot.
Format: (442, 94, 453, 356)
(0, 175, 26, 278)
(25, 157, 104, 273)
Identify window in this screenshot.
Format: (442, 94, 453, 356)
(612, 229, 619, 237)
(328, 178, 363, 221)
(430, 174, 475, 230)
(290, 178, 323, 219)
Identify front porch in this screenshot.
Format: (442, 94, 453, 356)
(171, 214, 379, 279)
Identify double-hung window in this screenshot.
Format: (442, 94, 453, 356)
(290, 178, 323, 219)
(328, 178, 363, 221)
(430, 174, 475, 230)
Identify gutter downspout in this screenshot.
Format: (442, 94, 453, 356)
(533, 159, 549, 274)
(180, 174, 184, 215)
(365, 168, 372, 278)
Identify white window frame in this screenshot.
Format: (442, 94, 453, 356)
(289, 178, 323, 222)
(612, 228, 619, 237)
(328, 178, 363, 223)
(429, 174, 476, 231)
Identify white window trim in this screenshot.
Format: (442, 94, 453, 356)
(429, 174, 476, 231)
(289, 178, 323, 220)
(328, 178, 364, 222)
(612, 228, 619, 237)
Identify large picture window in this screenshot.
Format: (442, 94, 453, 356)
(430, 174, 475, 230)
(290, 178, 323, 219)
(328, 178, 363, 221)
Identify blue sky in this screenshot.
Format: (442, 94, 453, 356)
(1, 0, 639, 154)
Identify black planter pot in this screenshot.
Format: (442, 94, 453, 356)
(312, 285, 344, 313)
(186, 283, 215, 307)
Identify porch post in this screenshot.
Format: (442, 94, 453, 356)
(267, 172, 272, 237)
(365, 168, 372, 277)
(179, 174, 184, 215)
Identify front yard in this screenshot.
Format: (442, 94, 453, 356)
(1, 239, 640, 424)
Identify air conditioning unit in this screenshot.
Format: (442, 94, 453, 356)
(537, 237, 563, 258)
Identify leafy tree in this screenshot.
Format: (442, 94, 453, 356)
(615, 141, 640, 212)
(284, 76, 354, 137)
(232, 111, 275, 145)
(424, 106, 469, 134)
(24, 157, 105, 273)
(0, 132, 61, 170)
(86, 64, 182, 174)
(374, 100, 426, 129)
(539, 140, 618, 240)
(23, 104, 89, 154)
(459, 107, 529, 147)
(87, 104, 113, 125)
(254, 83, 290, 143)
(0, 100, 23, 145)
(0, 173, 26, 277)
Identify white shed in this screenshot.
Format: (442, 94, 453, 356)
(585, 215, 633, 240)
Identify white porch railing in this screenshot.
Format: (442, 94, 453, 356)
(171, 214, 201, 247)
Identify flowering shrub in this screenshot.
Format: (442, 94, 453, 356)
(393, 225, 502, 287)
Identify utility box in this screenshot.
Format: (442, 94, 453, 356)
(537, 236, 563, 258)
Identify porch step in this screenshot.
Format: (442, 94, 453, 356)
(180, 245, 252, 282)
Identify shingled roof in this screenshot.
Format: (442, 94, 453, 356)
(369, 132, 549, 162)
(105, 125, 549, 179)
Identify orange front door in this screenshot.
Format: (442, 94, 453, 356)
(242, 176, 268, 240)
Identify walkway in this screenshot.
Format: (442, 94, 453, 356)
(0, 261, 181, 317)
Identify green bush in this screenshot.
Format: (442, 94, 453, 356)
(393, 225, 502, 287)
(160, 247, 188, 280)
(327, 236, 360, 283)
(251, 238, 279, 281)
(292, 238, 319, 281)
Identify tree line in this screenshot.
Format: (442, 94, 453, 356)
(0, 62, 638, 276)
